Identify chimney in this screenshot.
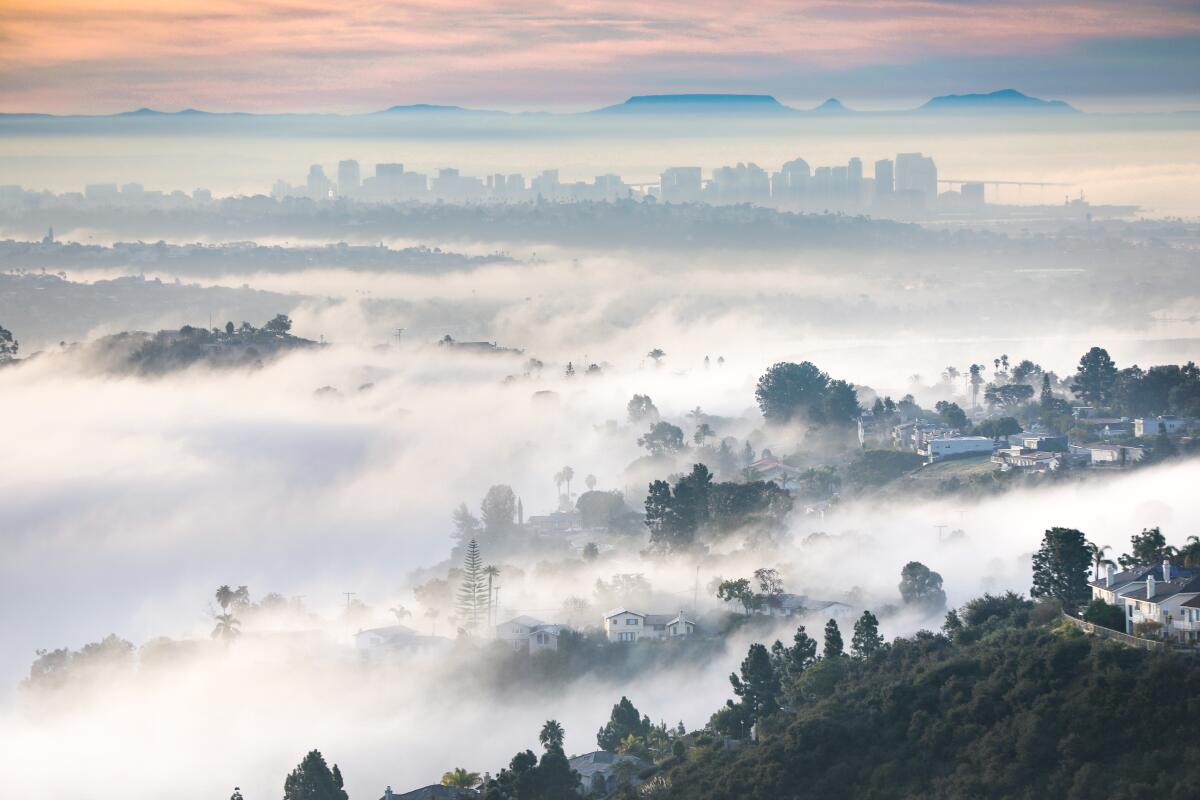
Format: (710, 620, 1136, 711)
(1147, 574, 1156, 599)
(1163, 558, 1171, 582)
(1106, 563, 1116, 587)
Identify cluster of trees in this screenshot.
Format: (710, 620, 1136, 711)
(1072, 347, 1200, 417)
(0, 322, 18, 362)
(754, 361, 860, 428)
(113, 313, 313, 374)
(281, 750, 348, 800)
(645, 464, 793, 553)
(710, 612, 885, 740)
(660, 594, 1200, 799)
(479, 720, 580, 799)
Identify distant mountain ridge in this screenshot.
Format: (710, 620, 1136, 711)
(919, 89, 1077, 113)
(0, 90, 1095, 118)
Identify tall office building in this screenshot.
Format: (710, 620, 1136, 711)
(306, 165, 332, 199)
(660, 166, 703, 202)
(894, 152, 938, 205)
(873, 159, 894, 194)
(337, 160, 361, 195)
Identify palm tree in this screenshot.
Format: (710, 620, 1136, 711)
(539, 719, 565, 750)
(231, 585, 250, 611)
(1087, 542, 1116, 582)
(441, 768, 480, 788)
(212, 613, 241, 641)
(215, 585, 235, 613)
(389, 605, 411, 625)
(561, 466, 575, 500)
(647, 348, 665, 366)
(483, 565, 500, 628)
(553, 470, 565, 502)
(1182, 535, 1200, 567)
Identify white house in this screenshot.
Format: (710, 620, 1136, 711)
(603, 609, 695, 642)
(568, 751, 650, 796)
(1086, 443, 1144, 467)
(756, 593, 856, 620)
(1135, 415, 1187, 438)
(495, 615, 565, 654)
(926, 436, 993, 462)
(1089, 561, 1200, 640)
(354, 625, 448, 661)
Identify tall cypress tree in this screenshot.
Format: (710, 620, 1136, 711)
(823, 619, 844, 659)
(457, 538, 487, 630)
(1031, 527, 1092, 613)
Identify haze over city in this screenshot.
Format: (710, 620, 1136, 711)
(2, 2, 1200, 800)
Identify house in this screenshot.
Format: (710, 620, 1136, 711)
(1090, 561, 1200, 640)
(527, 509, 582, 535)
(569, 751, 650, 796)
(1020, 435, 1068, 452)
(380, 785, 478, 800)
(745, 458, 803, 490)
(495, 615, 566, 654)
(1085, 443, 1145, 467)
(895, 421, 956, 453)
(991, 447, 1062, 472)
(755, 593, 856, 620)
(603, 609, 695, 642)
(1119, 563, 1200, 641)
(925, 435, 993, 462)
(354, 625, 449, 661)
(1135, 415, 1187, 438)
(857, 411, 891, 448)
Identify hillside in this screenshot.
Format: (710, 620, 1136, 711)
(660, 606, 1200, 799)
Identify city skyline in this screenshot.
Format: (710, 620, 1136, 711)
(2, 1, 1198, 114)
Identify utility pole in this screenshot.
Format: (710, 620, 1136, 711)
(935, 524, 947, 541)
(343, 591, 356, 608)
(394, 327, 405, 346)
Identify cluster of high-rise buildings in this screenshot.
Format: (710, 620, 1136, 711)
(271, 152, 969, 215)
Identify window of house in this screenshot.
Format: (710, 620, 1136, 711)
(627, 618, 638, 625)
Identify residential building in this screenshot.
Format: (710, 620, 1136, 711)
(495, 615, 565, 654)
(992, 447, 1062, 471)
(569, 751, 650, 796)
(353, 624, 449, 661)
(1085, 443, 1145, 467)
(527, 509, 582, 535)
(1121, 563, 1200, 642)
(1089, 561, 1200, 640)
(926, 435, 993, 462)
(1135, 415, 1187, 437)
(756, 593, 856, 620)
(603, 609, 695, 642)
(745, 457, 803, 489)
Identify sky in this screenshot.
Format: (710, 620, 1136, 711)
(1, 0, 1199, 113)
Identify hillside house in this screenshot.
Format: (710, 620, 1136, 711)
(603, 609, 695, 642)
(495, 615, 566, 654)
(569, 751, 650, 796)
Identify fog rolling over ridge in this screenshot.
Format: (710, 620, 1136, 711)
(5, 6, 1200, 794)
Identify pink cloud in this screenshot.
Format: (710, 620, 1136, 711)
(1, 0, 1198, 111)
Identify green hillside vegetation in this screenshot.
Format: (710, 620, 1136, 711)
(657, 600, 1200, 800)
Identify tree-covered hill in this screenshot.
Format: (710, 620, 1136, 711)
(660, 609, 1200, 800)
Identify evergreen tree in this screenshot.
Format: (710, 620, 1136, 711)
(1118, 526, 1171, 568)
(457, 538, 487, 629)
(598, 696, 652, 751)
(898, 561, 947, 613)
(1071, 347, 1118, 406)
(1031, 527, 1091, 612)
(851, 611, 885, 659)
(822, 619, 844, 659)
(282, 750, 348, 800)
(729, 642, 781, 728)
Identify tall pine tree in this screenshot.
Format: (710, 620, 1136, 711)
(457, 538, 487, 630)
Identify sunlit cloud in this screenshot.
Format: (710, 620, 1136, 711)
(1, 0, 1198, 111)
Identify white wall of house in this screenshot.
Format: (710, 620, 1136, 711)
(605, 611, 646, 642)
